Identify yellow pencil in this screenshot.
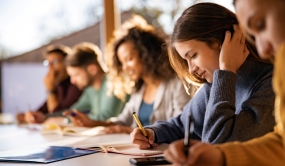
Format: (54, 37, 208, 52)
(132, 112, 153, 149)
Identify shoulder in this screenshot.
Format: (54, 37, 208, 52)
(240, 59, 273, 76)
(237, 59, 273, 87)
(193, 83, 211, 99)
(81, 86, 95, 95)
(163, 76, 184, 89)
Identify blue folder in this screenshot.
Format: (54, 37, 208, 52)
(0, 146, 97, 163)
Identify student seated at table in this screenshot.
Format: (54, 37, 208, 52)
(130, 2, 276, 148)
(162, 1, 285, 166)
(24, 42, 128, 124)
(65, 15, 192, 133)
(64, 42, 128, 121)
(17, 45, 82, 124)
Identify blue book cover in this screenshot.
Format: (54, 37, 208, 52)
(0, 146, 97, 163)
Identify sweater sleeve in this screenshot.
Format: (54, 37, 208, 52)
(148, 86, 208, 144)
(203, 70, 275, 143)
(52, 84, 82, 112)
(37, 102, 48, 114)
(215, 127, 285, 166)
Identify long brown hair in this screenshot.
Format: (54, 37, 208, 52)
(106, 15, 175, 101)
(168, 2, 270, 89)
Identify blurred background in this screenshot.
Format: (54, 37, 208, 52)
(0, 0, 234, 121)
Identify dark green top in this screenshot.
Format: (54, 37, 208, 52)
(71, 75, 129, 121)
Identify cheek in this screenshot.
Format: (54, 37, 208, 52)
(71, 76, 77, 84)
(271, 14, 285, 49)
(271, 28, 285, 52)
(81, 75, 87, 83)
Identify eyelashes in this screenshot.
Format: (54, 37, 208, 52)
(255, 19, 265, 31)
(190, 53, 197, 59)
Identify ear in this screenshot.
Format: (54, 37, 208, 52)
(87, 64, 98, 76)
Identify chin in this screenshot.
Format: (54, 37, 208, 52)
(76, 84, 86, 90)
(260, 54, 274, 60)
(129, 76, 139, 82)
(206, 78, 212, 83)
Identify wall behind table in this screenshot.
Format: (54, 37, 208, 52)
(2, 63, 47, 115)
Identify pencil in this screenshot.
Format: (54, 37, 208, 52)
(71, 110, 91, 117)
(184, 113, 193, 156)
(132, 112, 153, 149)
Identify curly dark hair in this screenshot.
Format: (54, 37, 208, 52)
(106, 15, 175, 100)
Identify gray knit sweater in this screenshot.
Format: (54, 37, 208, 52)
(149, 58, 275, 144)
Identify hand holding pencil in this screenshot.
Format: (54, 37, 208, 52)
(163, 114, 194, 165)
(130, 112, 158, 149)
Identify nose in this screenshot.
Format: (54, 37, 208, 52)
(256, 36, 274, 60)
(187, 59, 196, 74)
(189, 65, 199, 75)
(122, 63, 128, 72)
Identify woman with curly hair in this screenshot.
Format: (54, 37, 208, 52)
(80, 15, 192, 134)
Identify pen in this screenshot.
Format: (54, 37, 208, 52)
(132, 112, 153, 149)
(184, 113, 193, 156)
(71, 110, 91, 117)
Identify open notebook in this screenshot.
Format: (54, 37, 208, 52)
(41, 123, 106, 136)
(76, 143, 169, 156)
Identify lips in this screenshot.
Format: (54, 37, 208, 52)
(197, 71, 206, 79)
(128, 71, 134, 76)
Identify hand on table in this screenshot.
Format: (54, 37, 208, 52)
(24, 111, 46, 124)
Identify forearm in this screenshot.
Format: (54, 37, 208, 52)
(203, 70, 236, 141)
(148, 115, 185, 144)
(46, 93, 60, 113)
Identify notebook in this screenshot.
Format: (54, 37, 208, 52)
(41, 123, 106, 136)
(77, 143, 169, 156)
(0, 146, 97, 163)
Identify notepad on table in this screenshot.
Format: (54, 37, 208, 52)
(0, 146, 97, 163)
(77, 143, 169, 156)
(41, 123, 106, 136)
